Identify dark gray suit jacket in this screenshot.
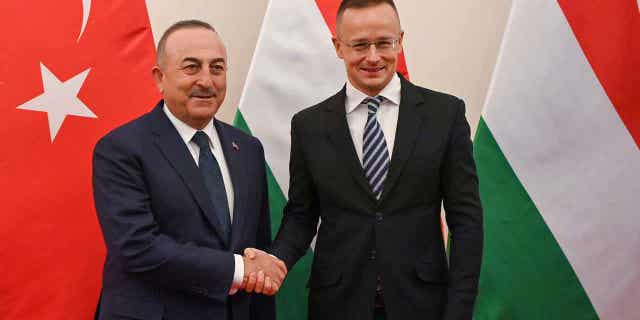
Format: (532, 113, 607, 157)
(272, 75, 483, 320)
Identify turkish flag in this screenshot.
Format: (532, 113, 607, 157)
(0, 0, 159, 318)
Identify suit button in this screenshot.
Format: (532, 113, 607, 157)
(191, 286, 208, 296)
(369, 250, 377, 260)
(375, 212, 383, 222)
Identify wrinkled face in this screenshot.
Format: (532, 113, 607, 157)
(333, 3, 403, 97)
(152, 27, 227, 129)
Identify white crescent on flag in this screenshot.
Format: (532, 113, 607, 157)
(78, 0, 91, 42)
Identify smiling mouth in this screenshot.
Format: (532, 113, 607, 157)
(361, 66, 385, 73)
(191, 94, 216, 99)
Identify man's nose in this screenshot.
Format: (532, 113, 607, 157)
(364, 44, 381, 62)
(195, 70, 214, 87)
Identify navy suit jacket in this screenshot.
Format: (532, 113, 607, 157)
(93, 101, 275, 320)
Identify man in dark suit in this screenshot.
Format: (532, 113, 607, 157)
(92, 20, 286, 320)
(260, 1, 483, 319)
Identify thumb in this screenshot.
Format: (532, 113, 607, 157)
(244, 247, 258, 259)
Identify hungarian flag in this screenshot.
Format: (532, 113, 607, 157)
(234, 0, 409, 318)
(0, 0, 159, 318)
(474, 1, 639, 319)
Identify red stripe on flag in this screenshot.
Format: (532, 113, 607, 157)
(314, 0, 410, 79)
(558, 0, 640, 148)
(315, 0, 340, 36)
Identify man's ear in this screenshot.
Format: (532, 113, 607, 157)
(332, 37, 344, 59)
(397, 30, 405, 54)
(151, 66, 164, 93)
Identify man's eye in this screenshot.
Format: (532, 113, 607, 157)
(352, 43, 370, 51)
(211, 64, 225, 71)
(183, 65, 199, 73)
(376, 40, 393, 49)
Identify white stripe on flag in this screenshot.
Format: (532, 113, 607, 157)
(482, 2, 640, 319)
(237, 0, 345, 194)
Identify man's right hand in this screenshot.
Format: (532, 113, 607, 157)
(242, 248, 287, 295)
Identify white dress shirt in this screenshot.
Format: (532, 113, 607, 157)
(346, 73, 401, 163)
(163, 104, 244, 294)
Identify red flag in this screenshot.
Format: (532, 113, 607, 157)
(0, 0, 159, 318)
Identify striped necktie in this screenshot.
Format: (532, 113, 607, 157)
(361, 96, 389, 199)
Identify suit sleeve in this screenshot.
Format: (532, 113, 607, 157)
(271, 114, 320, 270)
(92, 133, 234, 303)
(440, 99, 484, 320)
(250, 140, 276, 320)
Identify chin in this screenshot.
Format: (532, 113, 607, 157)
(188, 99, 218, 109)
(187, 105, 217, 120)
(194, 109, 217, 120)
(362, 81, 385, 92)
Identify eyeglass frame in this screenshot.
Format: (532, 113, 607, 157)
(337, 37, 402, 55)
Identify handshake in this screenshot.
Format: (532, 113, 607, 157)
(239, 248, 288, 296)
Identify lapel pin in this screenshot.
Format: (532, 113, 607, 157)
(232, 141, 239, 151)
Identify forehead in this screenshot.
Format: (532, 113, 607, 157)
(163, 27, 227, 63)
(338, 3, 401, 40)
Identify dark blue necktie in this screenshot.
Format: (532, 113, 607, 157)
(192, 131, 231, 243)
(362, 96, 390, 199)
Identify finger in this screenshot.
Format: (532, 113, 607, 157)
(263, 276, 273, 295)
(262, 265, 282, 284)
(273, 262, 286, 282)
(263, 257, 284, 280)
(245, 272, 257, 293)
(255, 270, 265, 294)
(269, 278, 280, 296)
(275, 258, 287, 274)
(271, 278, 281, 295)
(275, 269, 285, 284)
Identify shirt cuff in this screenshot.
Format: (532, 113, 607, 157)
(229, 254, 244, 295)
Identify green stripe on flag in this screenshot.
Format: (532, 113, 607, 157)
(472, 118, 598, 319)
(234, 111, 313, 319)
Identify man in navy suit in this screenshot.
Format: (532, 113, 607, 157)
(92, 20, 286, 320)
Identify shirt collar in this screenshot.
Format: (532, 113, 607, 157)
(163, 102, 216, 145)
(346, 73, 401, 114)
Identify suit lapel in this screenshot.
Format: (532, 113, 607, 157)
(325, 88, 378, 202)
(149, 102, 228, 246)
(380, 76, 424, 202)
(214, 120, 247, 251)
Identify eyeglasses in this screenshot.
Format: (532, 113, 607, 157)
(341, 38, 400, 54)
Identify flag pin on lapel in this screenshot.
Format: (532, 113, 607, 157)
(232, 141, 239, 151)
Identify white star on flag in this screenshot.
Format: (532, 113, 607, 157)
(17, 63, 97, 142)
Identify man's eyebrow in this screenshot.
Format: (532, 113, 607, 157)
(350, 36, 395, 42)
(181, 57, 201, 64)
(209, 57, 226, 64)
(181, 57, 226, 64)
